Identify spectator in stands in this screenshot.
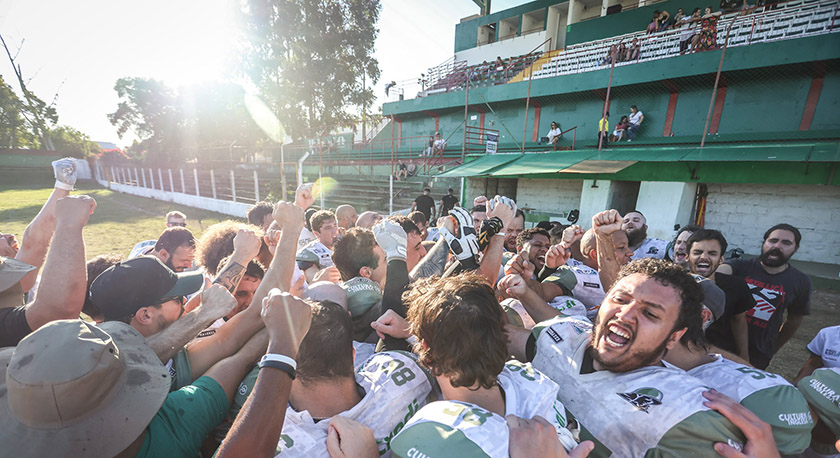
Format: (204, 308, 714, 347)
(612, 115, 629, 141)
(678, 8, 702, 55)
(663, 8, 682, 29)
(411, 188, 436, 222)
(647, 11, 661, 33)
(395, 162, 408, 180)
(424, 135, 434, 157)
(616, 41, 628, 62)
(438, 188, 459, 217)
(648, 10, 670, 33)
(694, 6, 723, 52)
(721, 0, 747, 14)
(598, 111, 610, 147)
(626, 105, 644, 141)
(432, 132, 446, 155)
(335, 204, 358, 231)
(166, 211, 187, 228)
(601, 44, 618, 65)
(546, 121, 562, 150)
(626, 37, 641, 61)
(247, 202, 274, 231)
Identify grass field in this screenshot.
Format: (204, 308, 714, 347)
(0, 168, 238, 258)
(1, 167, 838, 382)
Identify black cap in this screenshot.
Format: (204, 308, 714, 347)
(90, 256, 204, 321)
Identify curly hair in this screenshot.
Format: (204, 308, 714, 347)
(614, 258, 705, 349)
(405, 272, 507, 389)
(195, 220, 264, 276)
(515, 227, 549, 248)
(84, 253, 124, 320)
(332, 227, 379, 281)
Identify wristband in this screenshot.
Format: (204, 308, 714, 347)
(54, 180, 73, 191)
(260, 353, 297, 370)
(406, 335, 419, 346)
(259, 360, 296, 379)
(494, 232, 506, 237)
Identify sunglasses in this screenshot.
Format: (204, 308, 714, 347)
(168, 222, 187, 227)
(159, 296, 187, 306)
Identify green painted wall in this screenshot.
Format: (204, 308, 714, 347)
(811, 70, 840, 131)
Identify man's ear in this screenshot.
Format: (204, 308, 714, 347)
(665, 327, 688, 350)
(359, 266, 372, 279)
(700, 308, 713, 324)
(134, 307, 155, 325)
(587, 248, 597, 260)
(158, 249, 171, 262)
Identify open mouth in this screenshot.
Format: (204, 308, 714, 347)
(695, 260, 712, 272)
(604, 323, 632, 348)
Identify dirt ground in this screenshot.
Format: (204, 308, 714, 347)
(767, 288, 840, 381)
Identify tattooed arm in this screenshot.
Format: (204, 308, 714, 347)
(409, 237, 449, 281)
(213, 229, 262, 293)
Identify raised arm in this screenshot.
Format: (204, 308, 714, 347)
(25, 195, 95, 331)
(373, 220, 411, 351)
(498, 273, 561, 323)
(592, 210, 623, 291)
(409, 237, 449, 281)
(216, 289, 312, 458)
(15, 158, 75, 292)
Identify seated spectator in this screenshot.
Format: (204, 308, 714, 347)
(395, 162, 408, 181)
(616, 41, 628, 62)
(432, 132, 446, 155)
(612, 115, 629, 141)
(166, 210, 187, 228)
(601, 44, 618, 65)
(626, 105, 644, 141)
(546, 121, 562, 151)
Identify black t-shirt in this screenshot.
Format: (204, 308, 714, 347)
(704, 272, 756, 353)
(0, 306, 31, 347)
(414, 194, 435, 220)
(727, 258, 812, 369)
(440, 194, 458, 215)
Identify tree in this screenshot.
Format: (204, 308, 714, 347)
(0, 74, 37, 148)
(47, 125, 101, 157)
(107, 77, 182, 163)
(241, 0, 381, 140)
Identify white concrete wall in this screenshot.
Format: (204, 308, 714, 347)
(516, 178, 583, 216)
(578, 179, 613, 227)
(455, 30, 550, 66)
(94, 164, 251, 218)
(703, 183, 840, 265)
(636, 181, 697, 241)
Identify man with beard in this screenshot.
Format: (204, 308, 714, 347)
(504, 209, 526, 253)
(149, 227, 196, 272)
(667, 224, 700, 267)
(686, 229, 754, 362)
(718, 223, 812, 369)
(507, 259, 746, 456)
(622, 211, 668, 260)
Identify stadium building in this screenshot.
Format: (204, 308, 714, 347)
(285, 0, 840, 269)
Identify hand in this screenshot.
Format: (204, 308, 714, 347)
(507, 415, 593, 458)
(487, 195, 516, 228)
(55, 195, 97, 228)
(289, 274, 306, 298)
(561, 225, 585, 246)
(592, 210, 622, 235)
(232, 228, 262, 263)
(52, 157, 78, 190)
(439, 207, 480, 262)
(498, 274, 529, 299)
(702, 390, 780, 458)
(545, 244, 572, 269)
(199, 284, 237, 321)
(326, 416, 379, 458)
(370, 309, 411, 340)
(294, 183, 315, 209)
(437, 216, 455, 234)
(261, 288, 312, 357)
(373, 220, 407, 261)
(505, 250, 535, 279)
(313, 266, 342, 284)
(264, 222, 281, 253)
(273, 201, 305, 230)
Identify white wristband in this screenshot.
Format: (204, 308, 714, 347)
(261, 353, 297, 370)
(54, 180, 73, 191)
(495, 232, 506, 237)
(406, 335, 419, 346)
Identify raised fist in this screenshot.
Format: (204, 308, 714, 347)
(593, 209, 623, 235)
(544, 244, 572, 269)
(233, 228, 262, 262)
(294, 183, 316, 209)
(273, 201, 305, 229)
(199, 284, 237, 321)
(261, 288, 312, 355)
(52, 157, 77, 190)
(487, 195, 516, 228)
(373, 220, 407, 261)
(439, 207, 480, 262)
(55, 195, 96, 228)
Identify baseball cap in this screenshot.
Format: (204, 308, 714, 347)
(0, 256, 35, 293)
(342, 276, 383, 341)
(90, 256, 204, 321)
(0, 320, 169, 457)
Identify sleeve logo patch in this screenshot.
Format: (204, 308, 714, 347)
(583, 282, 600, 289)
(546, 327, 563, 343)
(617, 387, 663, 413)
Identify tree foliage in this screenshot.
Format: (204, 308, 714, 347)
(241, 0, 381, 139)
(48, 125, 101, 157)
(0, 74, 60, 149)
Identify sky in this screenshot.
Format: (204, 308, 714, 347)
(0, 0, 522, 148)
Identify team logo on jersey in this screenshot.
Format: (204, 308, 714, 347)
(617, 387, 663, 413)
(546, 327, 563, 343)
(583, 282, 600, 289)
(238, 382, 248, 396)
(647, 247, 659, 254)
(572, 322, 592, 334)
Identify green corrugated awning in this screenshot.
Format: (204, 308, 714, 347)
(436, 154, 522, 177)
(560, 160, 637, 174)
(488, 151, 595, 176)
(680, 144, 816, 162)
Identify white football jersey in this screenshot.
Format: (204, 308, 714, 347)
(296, 240, 334, 269)
(675, 355, 813, 455)
(128, 239, 156, 259)
(228, 351, 435, 458)
(532, 317, 744, 457)
(543, 265, 605, 320)
(353, 341, 376, 370)
(808, 325, 840, 368)
(631, 237, 668, 260)
(298, 227, 316, 249)
(391, 361, 576, 458)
